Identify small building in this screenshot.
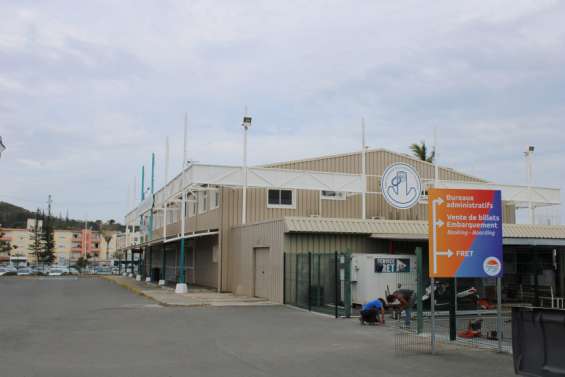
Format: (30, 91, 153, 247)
(124, 148, 565, 306)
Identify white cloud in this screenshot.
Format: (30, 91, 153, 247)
(0, 0, 564, 223)
(16, 158, 42, 168)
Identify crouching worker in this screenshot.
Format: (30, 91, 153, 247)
(387, 289, 415, 327)
(359, 298, 386, 325)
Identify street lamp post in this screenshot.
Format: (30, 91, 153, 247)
(525, 146, 535, 225)
(242, 112, 252, 225)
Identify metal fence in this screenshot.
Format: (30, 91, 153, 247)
(284, 252, 351, 317)
(391, 248, 512, 354)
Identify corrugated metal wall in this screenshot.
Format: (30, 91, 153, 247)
(229, 220, 286, 303)
(284, 233, 382, 254)
(264, 149, 483, 182)
(229, 221, 419, 303)
(151, 149, 517, 293)
(193, 236, 218, 288)
(218, 149, 518, 291)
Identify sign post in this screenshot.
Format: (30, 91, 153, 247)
(428, 188, 503, 349)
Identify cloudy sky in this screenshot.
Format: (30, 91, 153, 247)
(1, 0, 564, 223)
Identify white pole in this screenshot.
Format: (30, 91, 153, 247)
(175, 114, 189, 293)
(181, 115, 187, 238)
(163, 137, 169, 241)
(433, 127, 439, 187)
(431, 127, 438, 354)
(242, 106, 249, 225)
(134, 174, 137, 203)
(527, 148, 535, 224)
(127, 183, 131, 213)
(431, 278, 436, 354)
(361, 118, 367, 220)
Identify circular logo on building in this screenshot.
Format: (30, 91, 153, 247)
(381, 163, 422, 209)
(483, 256, 502, 276)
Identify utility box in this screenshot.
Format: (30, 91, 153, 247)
(351, 253, 417, 306)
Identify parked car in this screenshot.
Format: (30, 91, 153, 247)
(17, 267, 33, 276)
(31, 266, 47, 275)
(95, 266, 112, 275)
(5, 265, 18, 275)
(48, 267, 66, 276)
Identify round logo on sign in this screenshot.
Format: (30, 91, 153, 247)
(381, 163, 422, 209)
(483, 257, 502, 276)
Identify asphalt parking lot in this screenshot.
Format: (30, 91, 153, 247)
(0, 277, 515, 377)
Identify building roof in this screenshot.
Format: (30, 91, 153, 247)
(282, 216, 565, 241)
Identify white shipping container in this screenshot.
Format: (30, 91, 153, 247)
(351, 253, 417, 306)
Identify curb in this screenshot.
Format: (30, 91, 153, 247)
(99, 276, 164, 306)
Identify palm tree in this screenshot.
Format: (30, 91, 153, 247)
(410, 141, 435, 163)
(101, 228, 114, 261)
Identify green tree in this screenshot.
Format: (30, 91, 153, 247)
(75, 254, 91, 272)
(101, 228, 114, 261)
(0, 230, 13, 260)
(40, 211, 56, 266)
(28, 209, 43, 266)
(409, 141, 435, 163)
(112, 250, 124, 260)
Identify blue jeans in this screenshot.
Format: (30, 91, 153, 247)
(404, 307, 412, 326)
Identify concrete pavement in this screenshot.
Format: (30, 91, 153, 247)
(0, 276, 515, 377)
(101, 275, 276, 306)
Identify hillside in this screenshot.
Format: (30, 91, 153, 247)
(0, 201, 124, 231)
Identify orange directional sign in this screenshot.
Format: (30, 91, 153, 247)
(428, 188, 503, 278)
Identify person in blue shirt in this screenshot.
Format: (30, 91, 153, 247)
(359, 298, 385, 325)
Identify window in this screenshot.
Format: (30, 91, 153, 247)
(198, 191, 208, 214)
(267, 189, 295, 208)
(210, 189, 220, 209)
(320, 190, 346, 200)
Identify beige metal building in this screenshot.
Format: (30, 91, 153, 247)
(126, 148, 565, 303)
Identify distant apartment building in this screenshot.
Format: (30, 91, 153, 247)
(0, 221, 118, 265)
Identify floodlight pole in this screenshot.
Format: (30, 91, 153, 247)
(242, 108, 252, 225)
(431, 130, 438, 355)
(526, 146, 535, 225)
